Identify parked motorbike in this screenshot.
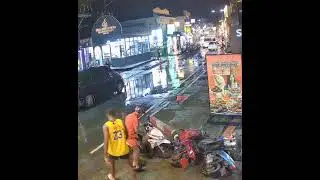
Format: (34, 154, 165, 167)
(170, 128, 239, 178)
(141, 122, 173, 158)
(198, 137, 238, 178)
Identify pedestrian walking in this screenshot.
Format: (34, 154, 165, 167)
(103, 109, 130, 180)
(125, 104, 147, 171)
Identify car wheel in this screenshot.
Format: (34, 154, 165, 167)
(85, 94, 95, 108)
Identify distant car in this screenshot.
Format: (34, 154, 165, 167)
(208, 42, 218, 52)
(78, 66, 124, 108)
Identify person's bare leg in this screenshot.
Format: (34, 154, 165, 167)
(128, 152, 133, 167)
(132, 146, 140, 169)
(126, 157, 137, 180)
(106, 158, 116, 180)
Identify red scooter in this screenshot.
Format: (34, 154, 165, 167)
(170, 129, 204, 169)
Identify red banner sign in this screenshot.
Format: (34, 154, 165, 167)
(206, 54, 242, 115)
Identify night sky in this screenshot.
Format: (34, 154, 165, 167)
(153, 0, 227, 18)
(112, 0, 227, 21)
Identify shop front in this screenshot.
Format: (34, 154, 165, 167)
(78, 38, 94, 71)
(90, 15, 154, 68)
(166, 21, 191, 55)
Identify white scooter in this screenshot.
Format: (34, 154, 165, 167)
(142, 122, 173, 158)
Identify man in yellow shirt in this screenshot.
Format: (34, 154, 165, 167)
(103, 109, 130, 180)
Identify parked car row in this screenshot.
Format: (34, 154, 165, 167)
(78, 66, 124, 108)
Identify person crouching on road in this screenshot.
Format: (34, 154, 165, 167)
(125, 104, 146, 171)
(103, 109, 130, 180)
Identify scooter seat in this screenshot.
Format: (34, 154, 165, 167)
(198, 138, 224, 153)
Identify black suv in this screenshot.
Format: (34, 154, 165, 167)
(78, 66, 124, 108)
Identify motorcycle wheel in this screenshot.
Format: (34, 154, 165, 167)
(154, 144, 174, 159)
(201, 162, 221, 177)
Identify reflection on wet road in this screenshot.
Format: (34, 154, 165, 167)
(78, 53, 205, 179)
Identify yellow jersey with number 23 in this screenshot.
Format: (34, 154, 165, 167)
(105, 119, 129, 157)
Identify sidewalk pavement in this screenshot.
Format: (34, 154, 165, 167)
(149, 72, 242, 177)
(151, 72, 242, 141)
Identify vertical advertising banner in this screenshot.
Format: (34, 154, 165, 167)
(206, 54, 242, 115)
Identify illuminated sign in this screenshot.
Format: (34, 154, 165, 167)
(95, 19, 116, 35)
(153, 7, 170, 16)
(167, 24, 175, 35)
(206, 54, 242, 115)
(91, 15, 122, 47)
(236, 29, 242, 37)
(184, 26, 192, 33)
(224, 5, 229, 18)
(231, 25, 242, 53)
(184, 22, 191, 26)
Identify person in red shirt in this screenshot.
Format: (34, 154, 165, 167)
(125, 104, 146, 171)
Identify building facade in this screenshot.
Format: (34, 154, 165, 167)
(78, 13, 194, 71)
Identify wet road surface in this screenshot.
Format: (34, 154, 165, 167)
(78, 52, 205, 179)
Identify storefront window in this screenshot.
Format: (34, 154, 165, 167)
(125, 38, 130, 57)
(78, 50, 83, 71)
(110, 41, 121, 58)
(141, 36, 150, 53)
(149, 35, 154, 48)
(132, 37, 136, 55)
(147, 36, 151, 52)
(102, 45, 111, 60)
(133, 37, 139, 55)
(129, 38, 134, 56)
(151, 29, 163, 47)
(94, 46, 102, 61)
(120, 39, 125, 58)
(84, 48, 90, 65)
(88, 47, 94, 61)
(137, 37, 142, 54)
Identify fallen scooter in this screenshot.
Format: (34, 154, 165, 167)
(198, 136, 238, 178)
(170, 128, 238, 178)
(141, 122, 174, 158)
(170, 128, 204, 168)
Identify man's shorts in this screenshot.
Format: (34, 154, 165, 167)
(107, 153, 129, 160)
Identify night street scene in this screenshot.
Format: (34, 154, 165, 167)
(78, 0, 242, 179)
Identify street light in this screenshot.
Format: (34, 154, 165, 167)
(211, 10, 216, 13)
(220, 9, 224, 12)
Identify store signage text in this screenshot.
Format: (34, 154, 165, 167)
(236, 29, 242, 37)
(95, 19, 116, 35)
(213, 62, 239, 67)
